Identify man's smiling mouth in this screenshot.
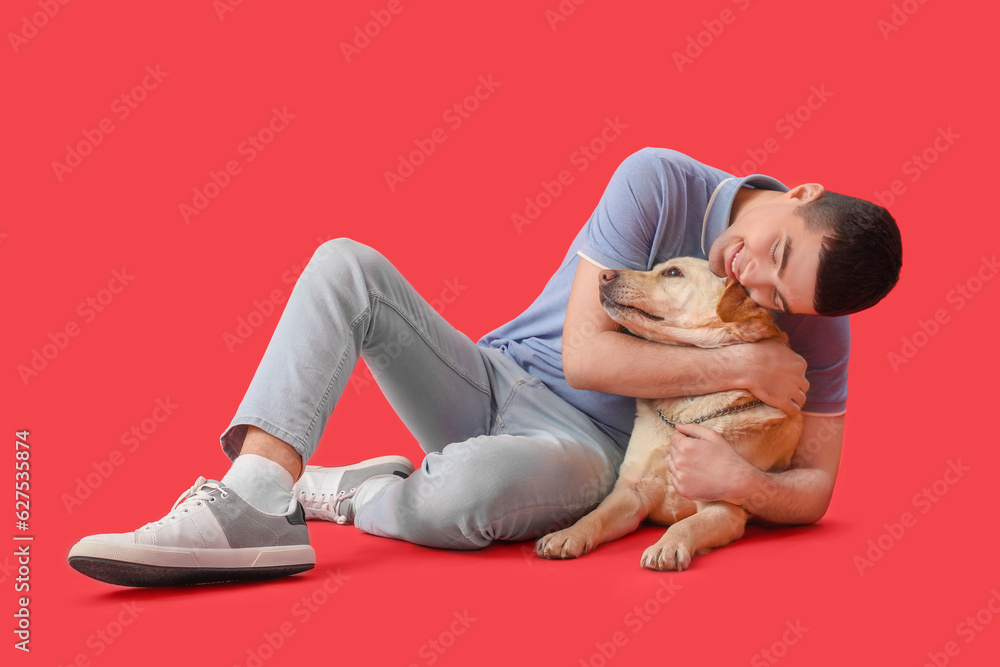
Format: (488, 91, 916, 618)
(728, 242, 744, 282)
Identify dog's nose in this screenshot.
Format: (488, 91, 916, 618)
(599, 269, 617, 283)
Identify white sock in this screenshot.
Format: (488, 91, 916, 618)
(221, 454, 294, 514)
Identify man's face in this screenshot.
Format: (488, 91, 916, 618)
(708, 186, 827, 316)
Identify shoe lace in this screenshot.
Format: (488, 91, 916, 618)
(332, 488, 357, 525)
(299, 487, 357, 524)
(142, 477, 230, 530)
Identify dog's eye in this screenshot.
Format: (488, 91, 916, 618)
(661, 267, 683, 278)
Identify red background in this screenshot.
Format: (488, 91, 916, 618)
(3, 1, 997, 665)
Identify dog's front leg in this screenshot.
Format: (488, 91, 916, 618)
(640, 501, 748, 571)
(535, 481, 650, 560)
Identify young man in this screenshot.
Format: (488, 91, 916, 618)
(68, 147, 902, 587)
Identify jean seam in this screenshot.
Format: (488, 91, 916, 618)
(222, 418, 313, 461)
(302, 313, 363, 447)
(300, 282, 494, 455)
(366, 289, 492, 395)
(493, 378, 529, 435)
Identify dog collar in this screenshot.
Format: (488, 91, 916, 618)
(657, 399, 763, 428)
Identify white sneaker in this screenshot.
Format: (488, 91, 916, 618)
(68, 477, 315, 587)
(294, 455, 414, 524)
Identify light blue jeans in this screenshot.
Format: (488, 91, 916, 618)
(220, 239, 624, 549)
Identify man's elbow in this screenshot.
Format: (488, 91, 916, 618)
(800, 504, 830, 526)
(562, 346, 603, 391)
(799, 485, 835, 526)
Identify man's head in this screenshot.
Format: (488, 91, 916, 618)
(707, 184, 902, 316)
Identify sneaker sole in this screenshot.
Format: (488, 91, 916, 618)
(68, 542, 315, 587)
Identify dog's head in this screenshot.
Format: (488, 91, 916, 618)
(598, 257, 786, 347)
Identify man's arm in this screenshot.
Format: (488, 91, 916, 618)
(667, 414, 845, 525)
(563, 256, 844, 525)
(563, 256, 810, 414)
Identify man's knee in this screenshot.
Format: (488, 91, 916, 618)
(303, 238, 390, 282)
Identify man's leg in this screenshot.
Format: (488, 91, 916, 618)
(240, 427, 304, 480)
(220, 238, 499, 467)
(69, 239, 504, 586)
(325, 349, 627, 549)
(356, 430, 623, 549)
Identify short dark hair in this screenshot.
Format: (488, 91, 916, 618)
(795, 191, 902, 316)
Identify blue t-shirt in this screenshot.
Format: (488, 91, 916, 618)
(478, 147, 849, 448)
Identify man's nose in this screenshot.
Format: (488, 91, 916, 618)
(738, 262, 768, 304)
(739, 258, 762, 287)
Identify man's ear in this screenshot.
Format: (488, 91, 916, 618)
(717, 280, 765, 323)
(785, 182, 825, 204)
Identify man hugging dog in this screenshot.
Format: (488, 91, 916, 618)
(70, 147, 901, 586)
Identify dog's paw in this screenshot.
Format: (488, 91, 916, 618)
(535, 529, 593, 560)
(641, 541, 692, 571)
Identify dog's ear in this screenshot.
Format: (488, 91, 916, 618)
(717, 279, 764, 323)
(716, 279, 786, 343)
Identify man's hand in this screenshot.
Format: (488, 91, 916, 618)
(737, 338, 809, 416)
(666, 415, 845, 525)
(665, 422, 754, 504)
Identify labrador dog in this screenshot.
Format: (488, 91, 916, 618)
(535, 257, 803, 571)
